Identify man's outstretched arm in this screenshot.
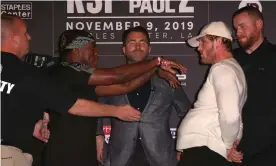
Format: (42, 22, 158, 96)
(88, 57, 186, 86)
(95, 68, 182, 97)
(95, 68, 155, 97)
(88, 57, 160, 86)
(68, 99, 141, 121)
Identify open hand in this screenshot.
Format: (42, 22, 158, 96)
(158, 69, 181, 88)
(115, 105, 141, 121)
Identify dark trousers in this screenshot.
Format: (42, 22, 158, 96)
(240, 150, 276, 166)
(179, 146, 228, 166)
(28, 138, 45, 166)
(129, 139, 150, 166)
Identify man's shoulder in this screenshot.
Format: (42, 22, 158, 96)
(61, 62, 95, 74)
(232, 47, 244, 58)
(153, 75, 176, 92)
(56, 62, 93, 80)
(19, 63, 50, 82)
(266, 41, 276, 53)
(2, 53, 38, 76)
(232, 47, 244, 53)
(210, 61, 238, 77)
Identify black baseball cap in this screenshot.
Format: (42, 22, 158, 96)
(58, 30, 96, 52)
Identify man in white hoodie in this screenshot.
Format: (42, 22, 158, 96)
(176, 21, 247, 166)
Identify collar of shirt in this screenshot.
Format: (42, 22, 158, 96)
(239, 38, 270, 57)
(61, 62, 95, 74)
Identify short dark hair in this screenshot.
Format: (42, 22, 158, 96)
(122, 26, 150, 46)
(233, 6, 264, 22)
(205, 35, 232, 51)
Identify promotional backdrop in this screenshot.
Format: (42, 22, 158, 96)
(2, 0, 276, 143)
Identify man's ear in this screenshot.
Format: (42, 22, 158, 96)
(12, 35, 20, 48)
(148, 45, 152, 54)
(215, 38, 223, 49)
(73, 48, 80, 56)
(122, 46, 126, 56)
(94, 47, 98, 56)
(256, 19, 263, 31)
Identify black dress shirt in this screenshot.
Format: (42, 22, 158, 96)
(233, 39, 276, 157)
(127, 80, 152, 113)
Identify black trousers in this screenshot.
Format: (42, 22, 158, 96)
(179, 146, 228, 166)
(128, 139, 150, 166)
(234, 149, 276, 166)
(27, 138, 45, 166)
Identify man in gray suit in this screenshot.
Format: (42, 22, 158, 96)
(101, 26, 191, 166)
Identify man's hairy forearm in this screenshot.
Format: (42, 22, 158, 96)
(68, 99, 118, 117)
(88, 57, 159, 86)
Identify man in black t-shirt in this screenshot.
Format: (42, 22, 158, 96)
(1, 15, 185, 166)
(44, 31, 100, 166)
(45, 62, 100, 166)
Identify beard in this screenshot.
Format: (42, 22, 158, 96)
(238, 32, 259, 50)
(200, 45, 216, 64)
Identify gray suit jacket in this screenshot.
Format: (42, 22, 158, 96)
(101, 76, 191, 166)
